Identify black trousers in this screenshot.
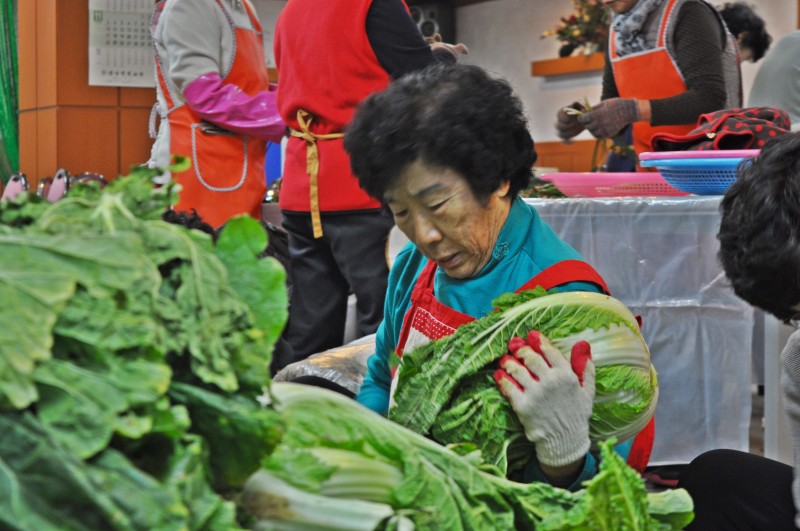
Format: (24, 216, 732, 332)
(275, 210, 394, 371)
(678, 449, 797, 530)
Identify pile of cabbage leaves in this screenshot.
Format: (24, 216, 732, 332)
(0, 165, 287, 530)
(250, 383, 693, 530)
(0, 168, 692, 529)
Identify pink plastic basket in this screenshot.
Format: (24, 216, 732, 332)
(639, 149, 760, 161)
(539, 172, 689, 198)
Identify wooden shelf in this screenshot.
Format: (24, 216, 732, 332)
(531, 52, 605, 77)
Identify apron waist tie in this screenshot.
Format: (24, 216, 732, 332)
(289, 109, 344, 238)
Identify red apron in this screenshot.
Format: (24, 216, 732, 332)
(609, 0, 694, 159)
(156, 0, 268, 228)
(274, 0, 391, 223)
(392, 259, 654, 472)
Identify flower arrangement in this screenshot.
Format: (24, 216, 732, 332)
(541, 0, 610, 57)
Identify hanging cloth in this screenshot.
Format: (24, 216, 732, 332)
(0, 0, 19, 183)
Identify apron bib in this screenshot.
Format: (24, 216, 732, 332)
(156, 0, 268, 228)
(610, 0, 694, 159)
(390, 259, 654, 472)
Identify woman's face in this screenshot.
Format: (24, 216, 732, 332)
(385, 160, 512, 280)
(604, 0, 639, 14)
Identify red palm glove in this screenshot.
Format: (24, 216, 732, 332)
(494, 331, 594, 467)
(578, 98, 640, 139)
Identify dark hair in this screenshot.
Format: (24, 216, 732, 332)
(162, 209, 217, 239)
(717, 132, 800, 322)
(344, 64, 536, 203)
(719, 2, 772, 61)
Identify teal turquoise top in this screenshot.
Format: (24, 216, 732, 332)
(355, 197, 633, 488)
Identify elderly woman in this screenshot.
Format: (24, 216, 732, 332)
(344, 64, 648, 489)
(557, 0, 741, 158)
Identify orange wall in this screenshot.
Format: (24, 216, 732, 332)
(18, 0, 156, 187)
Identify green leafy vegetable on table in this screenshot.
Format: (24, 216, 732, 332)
(0, 160, 287, 530)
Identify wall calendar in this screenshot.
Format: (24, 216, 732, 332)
(88, 0, 155, 88)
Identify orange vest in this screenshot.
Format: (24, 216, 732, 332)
(156, 0, 268, 228)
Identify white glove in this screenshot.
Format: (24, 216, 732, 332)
(494, 331, 595, 468)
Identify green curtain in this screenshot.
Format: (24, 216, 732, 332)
(0, 0, 17, 184)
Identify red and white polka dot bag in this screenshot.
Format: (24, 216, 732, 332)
(651, 106, 790, 152)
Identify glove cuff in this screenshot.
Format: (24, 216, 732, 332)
(533, 431, 591, 468)
(621, 99, 641, 124)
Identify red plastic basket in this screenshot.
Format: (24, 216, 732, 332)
(540, 172, 689, 198)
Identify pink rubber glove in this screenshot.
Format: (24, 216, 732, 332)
(182, 73, 286, 143)
(578, 98, 640, 139)
(494, 331, 595, 467)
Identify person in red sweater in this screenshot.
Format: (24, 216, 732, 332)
(272, 0, 467, 370)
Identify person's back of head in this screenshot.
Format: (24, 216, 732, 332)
(718, 2, 772, 62)
(718, 132, 800, 322)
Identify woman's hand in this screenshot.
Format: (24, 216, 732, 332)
(428, 34, 469, 60)
(494, 331, 595, 475)
(555, 101, 588, 142)
(578, 97, 640, 138)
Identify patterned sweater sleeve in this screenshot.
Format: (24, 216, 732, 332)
(649, 2, 727, 126)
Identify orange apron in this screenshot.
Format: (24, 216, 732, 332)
(391, 259, 654, 472)
(156, 0, 268, 228)
(610, 0, 695, 158)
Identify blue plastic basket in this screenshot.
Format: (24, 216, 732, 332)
(639, 157, 751, 195)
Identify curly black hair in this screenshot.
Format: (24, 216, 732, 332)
(718, 132, 800, 322)
(719, 2, 772, 62)
(344, 64, 536, 203)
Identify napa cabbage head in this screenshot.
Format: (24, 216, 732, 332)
(390, 288, 658, 474)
